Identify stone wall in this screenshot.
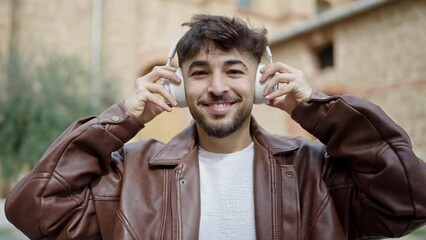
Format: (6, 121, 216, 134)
(270, 0, 426, 159)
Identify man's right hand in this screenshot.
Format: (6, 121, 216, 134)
(124, 66, 181, 124)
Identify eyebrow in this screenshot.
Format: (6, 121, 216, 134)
(224, 60, 248, 71)
(188, 59, 249, 71)
(188, 60, 208, 71)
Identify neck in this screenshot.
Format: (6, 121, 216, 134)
(197, 118, 252, 153)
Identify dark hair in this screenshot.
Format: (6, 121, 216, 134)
(176, 14, 268, 66)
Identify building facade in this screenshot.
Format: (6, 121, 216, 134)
(268, 0, 426, 159)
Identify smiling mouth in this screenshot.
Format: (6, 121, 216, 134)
(198, 94, 241, 114)
(199, 100, 237, 115)
(203, 101, 235, 108)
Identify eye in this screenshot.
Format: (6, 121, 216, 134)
(190, 70, 208, 78)
(227, 69, 244, 76)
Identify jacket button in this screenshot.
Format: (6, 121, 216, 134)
(110, 116, 120, 122)
(286, 171, 294, 178)
(179, 179, 187, 185)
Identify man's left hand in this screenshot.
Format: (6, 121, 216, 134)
(259, 62, 313, 115)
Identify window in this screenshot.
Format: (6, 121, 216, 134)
(316, 42, 334, 69)
(316, 0, 331, 15)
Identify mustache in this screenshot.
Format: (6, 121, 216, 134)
(199, 93, 241, 104)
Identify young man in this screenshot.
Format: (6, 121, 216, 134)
(5, 15, 426, 240)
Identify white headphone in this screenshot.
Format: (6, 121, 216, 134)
(162, 40, 276, 108)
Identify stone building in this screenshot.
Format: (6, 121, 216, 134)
(0, 0, 425, 160)
(267, 0, 426, 159)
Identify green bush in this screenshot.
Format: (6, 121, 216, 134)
(0, 47, 116, 183)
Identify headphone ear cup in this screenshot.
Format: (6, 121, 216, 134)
(168, 68, 187, 108)
(254, 63, 266, 104)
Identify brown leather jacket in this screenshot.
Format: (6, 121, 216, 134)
(5, 92, 426, 239)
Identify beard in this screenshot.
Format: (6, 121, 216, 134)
(188, 93, 253, 139)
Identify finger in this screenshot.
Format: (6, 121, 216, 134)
(155, 66, 182, 85)
(262, 73, 295, 96)
(144, 82, 178, 107)
(259, 64, 275, 84)
(139, 66, 181, 84)
(260, 62, 300, 83)
(142, 91, 173, 112)
(266, 81, 312, 103)
(259, 64, 286, 84)
(152, 84, 177, 107)
(265, 82, 296, 100)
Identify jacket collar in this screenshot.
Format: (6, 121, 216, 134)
(149, 117, 299, 166)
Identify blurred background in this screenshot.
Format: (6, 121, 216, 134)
(0, 0, 425, 239)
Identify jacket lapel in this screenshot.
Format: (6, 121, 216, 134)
(150, 122, 201, 240)
(251, 119, 301, 240)
(149, 121, 198, 167)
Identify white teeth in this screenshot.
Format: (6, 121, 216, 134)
(204, 102, 233, 110)
(212, 103, 228, 109)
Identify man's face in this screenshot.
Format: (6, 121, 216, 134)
(181, 47, 258, 138)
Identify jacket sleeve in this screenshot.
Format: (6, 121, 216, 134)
(4, 102, 143, 239)
(291, 91, 426, 238)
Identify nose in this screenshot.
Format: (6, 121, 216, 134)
(207, 72, 230, 96)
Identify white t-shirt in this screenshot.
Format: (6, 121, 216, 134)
(198, 143, 256, 240)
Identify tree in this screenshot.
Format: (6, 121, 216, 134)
(0, 47, 116, 184)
